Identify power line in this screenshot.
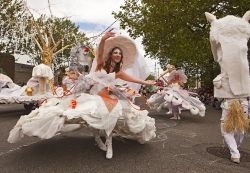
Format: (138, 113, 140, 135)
(88, 18, 119, 44)
(88, 0, 141, 45)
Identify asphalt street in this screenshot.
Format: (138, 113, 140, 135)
(0, 104, 249, 173)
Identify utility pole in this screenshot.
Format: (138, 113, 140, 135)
(48, 0, 53, 17)
(157, 68, 159, 79)
(154, 62, 156, 79)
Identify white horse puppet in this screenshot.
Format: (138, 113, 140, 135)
(205, 11, 250, 98)
(69, 44, 92, 75)
(205, 11, 250, 163)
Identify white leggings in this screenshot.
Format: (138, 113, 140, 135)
(220, 99, 248, 158)
(220, 122, 244, 158)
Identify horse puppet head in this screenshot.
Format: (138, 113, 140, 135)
(69, 44, 92, 75)
(205, 11, 250, 97)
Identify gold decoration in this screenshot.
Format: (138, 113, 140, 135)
(26, 87, 33, 96)
(27, 13, 72, 67)
(26, 10, 73, 91)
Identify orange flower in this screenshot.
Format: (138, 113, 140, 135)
(71, 99, 77, 109)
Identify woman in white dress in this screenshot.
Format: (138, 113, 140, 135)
(8, 31, 156, 159)
(147, 66, 206, 120)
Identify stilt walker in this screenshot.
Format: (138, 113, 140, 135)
(205, 11, 250, 163)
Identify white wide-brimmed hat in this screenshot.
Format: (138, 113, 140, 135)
(101, 35, 137, 69)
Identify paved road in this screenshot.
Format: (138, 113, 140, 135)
(0, 104, 249, 173)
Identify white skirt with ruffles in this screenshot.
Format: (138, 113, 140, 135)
(148, 85, 206, 117)
(8, 93, 156, 144)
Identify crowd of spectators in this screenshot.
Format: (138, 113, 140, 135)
(189, 86, 221, 110)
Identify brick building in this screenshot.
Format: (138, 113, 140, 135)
(0, 53, 15, 80)
(0, 53, 33, 84)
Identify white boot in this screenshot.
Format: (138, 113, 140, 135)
(93, 130, 107, 151)
(166, 110, 172, 114)
(166, 107, 172, 114)
(106, 134, 113, 159)
(95, 136, 107, 151)
(177, 114, 181, 120)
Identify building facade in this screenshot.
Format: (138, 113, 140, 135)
(15, 63, 33, 85)
(0, 53, 33, 85)
(0, 53, 15, 80)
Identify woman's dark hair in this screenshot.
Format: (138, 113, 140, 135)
(103, 47, 123, 73)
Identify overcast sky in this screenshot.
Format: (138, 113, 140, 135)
(24, 0, 162, 73)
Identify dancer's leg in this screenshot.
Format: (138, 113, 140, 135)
(106, 133, 113, 159)
(221, 123, 240, 160)
(234, 131, 244, 147)
(166, 103, 172, 114)
(93, 129, 107, 151)
(170, 105, 180, 120)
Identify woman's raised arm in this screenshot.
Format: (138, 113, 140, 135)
(96, 31, 115, 70)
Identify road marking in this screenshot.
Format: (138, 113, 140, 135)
(165, 129, 197, 138)
(149, 132, 168, 143)
(173, 152, 196, 157)
(209, 158, 223, 165)
(0, 141, 39, 157)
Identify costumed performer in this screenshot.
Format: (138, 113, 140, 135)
(205, 11, 250, 163)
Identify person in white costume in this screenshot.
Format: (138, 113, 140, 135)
(147, 65, 206, 120)
(8, 31, 156, 160)
(157, 64, 177, 116)
(89, 31, 155, 159)
(205, 11, 250, 164)
(158, 64, 176, 85)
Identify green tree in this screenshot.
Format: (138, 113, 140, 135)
(113, 0, 250, 87)
(0, 0, 90, 70)
(0, 0, 29, 53)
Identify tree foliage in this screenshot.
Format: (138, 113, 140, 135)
(0, 0, 29, 53)
(0, 0, 90, 71)
(113, 0, 250, 87)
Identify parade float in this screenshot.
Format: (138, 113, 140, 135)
(0, 14, 77, 110)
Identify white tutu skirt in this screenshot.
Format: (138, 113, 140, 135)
(148, 85, 206, 117)
(8, 93, 156, 144)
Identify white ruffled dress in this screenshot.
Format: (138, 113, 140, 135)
(148, 83, 206, 117)
(8, 70, 156, 144)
